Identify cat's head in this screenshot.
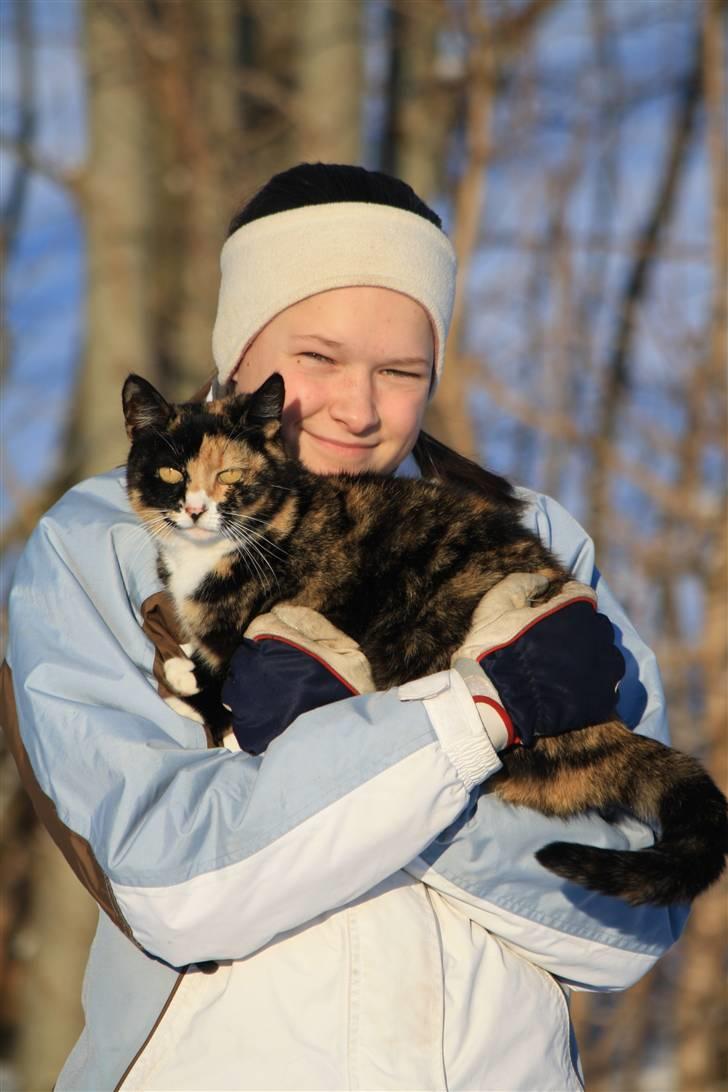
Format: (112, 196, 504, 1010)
(123, 373, 297, 547)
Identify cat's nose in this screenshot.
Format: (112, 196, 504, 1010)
(185, 503, 207, 521)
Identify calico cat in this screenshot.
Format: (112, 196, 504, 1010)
(122, 372, 727, 907)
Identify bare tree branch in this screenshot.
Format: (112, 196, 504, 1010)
(1, 0, 35, 387)
(588, 37, 703, 549)
(0, 137, 86, 201)
(469, 357, 721, 527)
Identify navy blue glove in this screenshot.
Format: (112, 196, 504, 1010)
(479, 602, 625, 747)
(225, 583, 625, 755)
(223, 638, 354, 755)
(222, 606, 376, 755)
(453, 574, 626, 748)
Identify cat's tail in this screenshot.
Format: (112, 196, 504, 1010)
(502, 726, 728, 906)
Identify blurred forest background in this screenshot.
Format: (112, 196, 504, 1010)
(0, 0, 726, 1088)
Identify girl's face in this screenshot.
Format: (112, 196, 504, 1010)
(232, 286, 434, 475)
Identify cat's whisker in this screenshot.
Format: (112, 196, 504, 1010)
(232, 532, 275, 591)
(252, 534, 289, 565)
(124, 518, 180, 574)
(228, 515, 289, 561)
(142, 516, 173, 534)
(248, 541, 278, 588)
(228, 530, 287, 577)
(241, 534, 288, 566)
(222, 524, 272, 590)
(126, 517, 171, 549)
(225, 523, 280, 591)
(242, 543, 273, 592)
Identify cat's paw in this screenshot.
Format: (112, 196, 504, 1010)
(165, 695, 205, 724)
(164, 656, 200, 696)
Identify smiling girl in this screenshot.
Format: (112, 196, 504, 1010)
(2, 163, 683, 1091)
(233, 287, 433, 474)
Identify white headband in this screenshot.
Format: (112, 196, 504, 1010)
(212, 202, 457, 390)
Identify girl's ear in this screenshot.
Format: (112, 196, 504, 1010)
(122, 374, 173, 440)
(245, 373, 285, 423)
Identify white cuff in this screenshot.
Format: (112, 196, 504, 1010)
(398, 670, 502, 792)
(451, 657, 515, 752)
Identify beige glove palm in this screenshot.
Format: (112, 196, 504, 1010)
(244, 604, 376, 695)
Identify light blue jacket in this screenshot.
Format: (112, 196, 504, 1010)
(3, 469, 686, 1090)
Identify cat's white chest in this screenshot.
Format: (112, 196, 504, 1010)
(162, 538, 235, 604)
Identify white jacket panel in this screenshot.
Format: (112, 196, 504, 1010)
(120, 872, 582, 1092)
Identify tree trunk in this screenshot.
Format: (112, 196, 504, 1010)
(295, 0, 362, 164)
(241, 0, 300, 186)
(69, 0, 157, 481)
(381, 0, 454, 201)
(14, 2, 156, 1080)
(426, 0, 494, 457)
(146, 0, 242, 399)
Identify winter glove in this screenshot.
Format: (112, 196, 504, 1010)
(453, 572, 625, 748)
(222, 605, 375, 754)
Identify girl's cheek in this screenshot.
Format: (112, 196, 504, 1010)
(394, 393, 428, 432)
(288, 372, 331, 415)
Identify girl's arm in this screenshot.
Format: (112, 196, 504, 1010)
(405, 489, 687, 992)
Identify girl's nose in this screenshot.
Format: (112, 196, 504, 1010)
(330, 374, 380, 432)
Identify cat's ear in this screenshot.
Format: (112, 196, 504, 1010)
(122, 374, 173, 440)
(246, 373, 285, 423)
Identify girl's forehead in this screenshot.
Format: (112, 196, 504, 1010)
(275, 287, 434, 351)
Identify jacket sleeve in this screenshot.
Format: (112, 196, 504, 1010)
(405, 489, 688, 992)
(2, 470, 502, 969)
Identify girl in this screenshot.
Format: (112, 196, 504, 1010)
(2, 163, 684, 1091)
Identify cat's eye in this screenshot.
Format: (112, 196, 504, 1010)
(218, 468, 244, 484)
(158, 467, 184, 484)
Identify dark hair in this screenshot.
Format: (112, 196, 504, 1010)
(228, 163, 519, 508)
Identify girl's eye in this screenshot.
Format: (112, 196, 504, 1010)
(158, 467, 184, 484)
(383, 368, 428, 381)
(218, 468, 244, 484)
(302, 352, 334, 363)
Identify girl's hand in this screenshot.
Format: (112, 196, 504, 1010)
(223, 606, 374, 754)
(453, 574, 625, 747)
